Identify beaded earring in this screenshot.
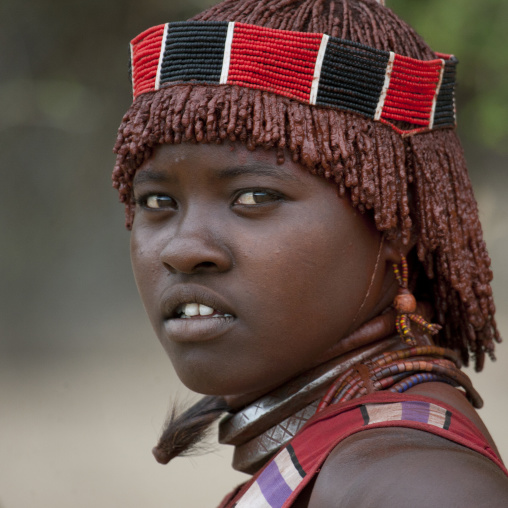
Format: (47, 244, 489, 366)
(393, 255, 442, 346)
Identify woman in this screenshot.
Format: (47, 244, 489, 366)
(113, 0, 508, 505)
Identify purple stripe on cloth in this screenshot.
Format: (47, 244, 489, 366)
(257, 460, 293, 508)
(401, 401, 430, 424)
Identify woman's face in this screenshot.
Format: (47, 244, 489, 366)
(130, 142, 397, 397)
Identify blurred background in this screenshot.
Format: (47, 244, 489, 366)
(1, 0, 507, 506)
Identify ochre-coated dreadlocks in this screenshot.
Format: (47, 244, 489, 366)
(113, 0, 499, 372)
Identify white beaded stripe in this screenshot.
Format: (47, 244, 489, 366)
(429, 58, 446, 130)
(309, 34, 329, 105)
(220, 22, 235, 85)
(130, 42, 135, 95)
(155, 23, 169, 91)
(374, 51, 395, 121)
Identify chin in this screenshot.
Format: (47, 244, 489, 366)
(170, 357, 279, 399)
(175, 369, 255, 397)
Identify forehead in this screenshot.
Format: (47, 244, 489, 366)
(134, 141, 307, 186)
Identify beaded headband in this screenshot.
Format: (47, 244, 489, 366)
(130, 21, 457, 136)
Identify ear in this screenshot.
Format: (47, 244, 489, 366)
(382, 230, 417, 265)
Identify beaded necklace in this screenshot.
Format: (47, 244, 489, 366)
(317, 345, 482, 412)
(219, 342, 481, 474)
(219, 336, 399, 474)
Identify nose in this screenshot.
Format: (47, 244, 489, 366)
(159, 209, 233, 275)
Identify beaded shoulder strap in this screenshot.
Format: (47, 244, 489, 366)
(129, 21, 457, 136)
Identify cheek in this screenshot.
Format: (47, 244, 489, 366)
(239, 204, 381, 345)
(314, 208, 382, 321)
(130, 226, 163, 320)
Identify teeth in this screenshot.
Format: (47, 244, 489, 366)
(183, 303, 199, 317)
(178, 303, 232, 318)
(199, 304, 214, 316)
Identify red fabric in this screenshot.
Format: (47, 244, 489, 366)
(221, 392, 507, 507)
(293, 392, 507, 478)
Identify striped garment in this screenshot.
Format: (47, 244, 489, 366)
(219, 393, 508, 508)
(360, 399, 451, 429)
(234, 445, 305, 508)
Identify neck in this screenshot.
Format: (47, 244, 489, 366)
(151, 308, 478, 473)
(219, 313, 402, 474)
(218, 308, 479, 475)
(223, 310, 398, 412)
(151, 310, 398, 467)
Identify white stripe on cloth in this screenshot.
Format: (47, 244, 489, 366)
(427, 403, 448, 428)
(366, 402, 403, 423)
(235, 480, 273, 508)
(273, 447, 305, 491)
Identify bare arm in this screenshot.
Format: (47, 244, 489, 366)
(308, 428, 508, 508)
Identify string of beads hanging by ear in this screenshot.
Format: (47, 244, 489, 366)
(393, 255, 442, 346)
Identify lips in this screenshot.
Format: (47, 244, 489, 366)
(161, 285, 236, 342)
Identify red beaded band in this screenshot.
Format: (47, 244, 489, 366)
(129, 21, 458, 135)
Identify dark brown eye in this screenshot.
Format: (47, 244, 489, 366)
(144, 195, 176, 210)
(235, 190, 279, 205)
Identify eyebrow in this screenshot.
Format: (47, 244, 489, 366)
(216, 163, 300, 182)
(133, 162, 301, 186)
(133, 168, 174, 186)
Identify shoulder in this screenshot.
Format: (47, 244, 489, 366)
(307, 426, 508, 508)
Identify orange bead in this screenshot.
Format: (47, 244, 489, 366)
(394, 289, 417, 313)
